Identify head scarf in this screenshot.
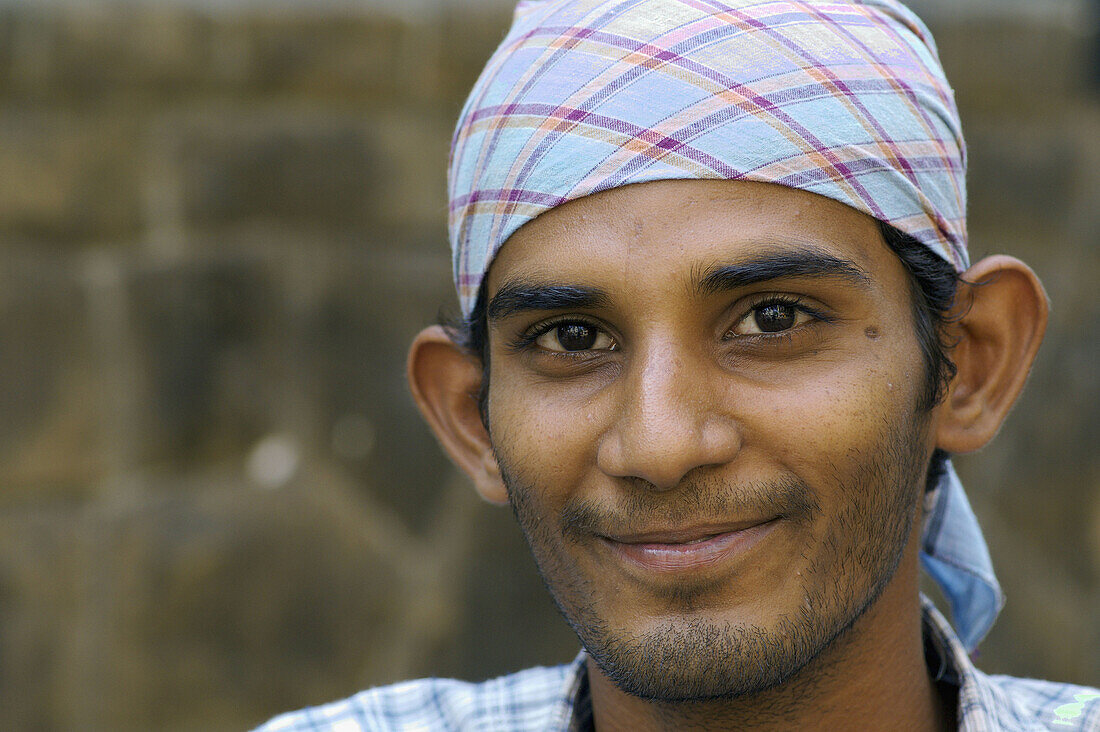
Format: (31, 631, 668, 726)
(448, 0, 1002, 650)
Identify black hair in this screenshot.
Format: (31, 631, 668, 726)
(443, 219, 960, 491)
(876, 220, 961, 412)
(875, 220, 961, 490)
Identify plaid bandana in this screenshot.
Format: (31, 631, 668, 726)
(448, 0, 1001, 650)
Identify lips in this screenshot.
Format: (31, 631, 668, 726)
(600, 518, 779, 573)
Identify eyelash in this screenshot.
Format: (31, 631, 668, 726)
(723, 294, 833, 340)
(508, 295, 832, 353)
(506, 316, 608, 353)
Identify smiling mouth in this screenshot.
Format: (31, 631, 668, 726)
(599, 518, 780, 573)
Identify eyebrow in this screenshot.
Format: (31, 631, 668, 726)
(486, 246, 870, 321)
(487, 282, 609, 321)
(696, 247, 870, 295)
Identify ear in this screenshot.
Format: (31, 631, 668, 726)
(935, 255, 1048, 453)
(407, 325, 508, 504)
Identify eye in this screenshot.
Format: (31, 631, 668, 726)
(731, 300, 813, 336)
(534, 321, 616, 352)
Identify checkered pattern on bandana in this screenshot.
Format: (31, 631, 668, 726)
(449, 0, 968, 315)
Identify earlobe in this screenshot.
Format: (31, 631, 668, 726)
(407, 325, 509, 504)
(935, 256, 1048, 453)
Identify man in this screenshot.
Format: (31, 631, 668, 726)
(260, 0, 1100, 729)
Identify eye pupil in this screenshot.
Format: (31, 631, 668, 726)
(755, 304, 796, 332)
(557, 323, 597, 350)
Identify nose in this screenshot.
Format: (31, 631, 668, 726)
(597, 344, 741, 490)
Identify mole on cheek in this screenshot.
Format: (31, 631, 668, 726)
(864, 326, 880, 339)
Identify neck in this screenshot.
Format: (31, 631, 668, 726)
(588, 550, 953, 732)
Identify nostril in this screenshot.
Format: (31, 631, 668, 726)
(596, 413, 741, 490)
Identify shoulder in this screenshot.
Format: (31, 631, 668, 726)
(976, 672, 1100, 730)
(252, 663, 579, 732)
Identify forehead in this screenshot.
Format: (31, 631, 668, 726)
(485, 180, 898, 298)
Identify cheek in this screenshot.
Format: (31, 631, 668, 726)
(488, 367, 608, 489)
(742, 340, 922, 475)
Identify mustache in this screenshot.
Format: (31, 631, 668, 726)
(559, 474, 820, 539)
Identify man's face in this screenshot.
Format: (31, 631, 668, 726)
(482, 180, 935, 701)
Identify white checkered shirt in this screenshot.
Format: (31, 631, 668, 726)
(255, 599, 1099, 731)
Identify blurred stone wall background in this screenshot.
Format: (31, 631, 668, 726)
(0, 0, 1095, 729)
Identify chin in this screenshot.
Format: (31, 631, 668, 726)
(573, 579, 880, 702)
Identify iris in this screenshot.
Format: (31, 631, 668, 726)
(557, 323, 598, 351)
(755, 303, 797, 332)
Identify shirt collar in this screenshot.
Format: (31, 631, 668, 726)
(921, 597, 1052, 731)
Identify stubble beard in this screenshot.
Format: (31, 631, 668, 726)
(497, 410, 930, 704)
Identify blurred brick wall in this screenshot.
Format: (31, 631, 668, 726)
(0, 2, 1095, 730)
(928, 8, 1100, 686)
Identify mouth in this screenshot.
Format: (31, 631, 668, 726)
(598, 518, 780, 573)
